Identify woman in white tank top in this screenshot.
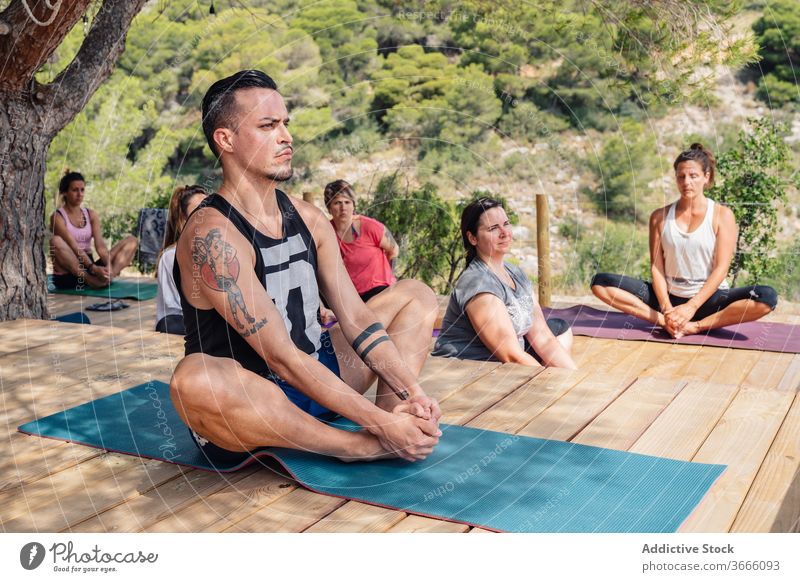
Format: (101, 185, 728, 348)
(590, 144, 777, 338)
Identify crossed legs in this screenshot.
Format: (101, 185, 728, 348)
(591, 273, 776, 337)
(170, 353, 388, 461)
(169, 279, 438, 461)
(50, 234, 138, 288)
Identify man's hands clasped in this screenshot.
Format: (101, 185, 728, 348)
(371, 386, 442, 462)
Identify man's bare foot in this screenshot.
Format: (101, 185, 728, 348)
(336, 431, 396, 463)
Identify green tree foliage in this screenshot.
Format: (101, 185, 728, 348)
(373, 45, 502, 149)
(559, 218, 650, 291)
(291, 0, 378, 81)
(753, 0, 800, 106)
(586, 121, 658, 222)
(360, 173, 456, 290)
(763, 240, 800, 301)
(46, 74, 177, 224)
(713, 118, 796, 284)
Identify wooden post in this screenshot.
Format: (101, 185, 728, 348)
(536, 193, 551, 307)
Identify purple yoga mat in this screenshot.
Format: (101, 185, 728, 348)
(542, 305, 800, 353)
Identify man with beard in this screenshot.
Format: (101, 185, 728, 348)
(170, 70, 441, 464)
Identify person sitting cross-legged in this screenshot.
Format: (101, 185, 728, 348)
(169, 70, 442, 465)
(591, 143, 778, 338)
(49, 171, 137, 290)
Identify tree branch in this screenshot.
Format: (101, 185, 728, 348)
(0, 0, 91, 91)
(42, 0, 148, 136)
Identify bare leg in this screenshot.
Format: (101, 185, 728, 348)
(682, 299, 772, 335)
(49, 235, 110, 289)
(557, 328, 574, 354)
(591, 284, 666, 327)
(329, 279, 438, 411)
(170, 353, 392, 461)
(109, 235, 138, 277)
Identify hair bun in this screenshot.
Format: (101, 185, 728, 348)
(689, 143, 704, 151)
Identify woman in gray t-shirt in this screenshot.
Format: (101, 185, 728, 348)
(433, 198, 577, 368)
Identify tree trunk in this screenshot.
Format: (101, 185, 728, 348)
(0, 94, 51, 320)
(0, 0, 148, 321)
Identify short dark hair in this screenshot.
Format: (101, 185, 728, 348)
(461, 197, 505, 266)
(59, 170, 85, 193)
(201, 70, 279, 157)
(673, 143, 716, 188)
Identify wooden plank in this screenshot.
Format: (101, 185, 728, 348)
(572, 378, 687, 451)
(1, 454, 184, 532)
(439, 363, 544, 426)
(386, 514, 470, 533)
(143, 468, 294, 532)
(777, 354, 800, 392)
(0, 331, 161, 392)
(629, 382, 739, 460)
(693, 347, 760, 386)
(679, 389, 795, 532)
(638, 344, 702, 380)
(304, 501, 405, 533)
(730, 392, 800, 532)
(740, 351, 795, 391)
(590, 340, 650, 373)
(469, 527, 495, 533)
(605, 341, 670, 378)
(222, 488, 346, 533)
(572, 338, 615, 369)
(516, 374, 635, 441)
(0, 433, 105, 493)
(418, 356, 500, 403)
(467, 367, 589, 433)
(67, 468, 245, 532)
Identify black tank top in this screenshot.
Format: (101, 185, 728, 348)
(174, 190, 322, 378)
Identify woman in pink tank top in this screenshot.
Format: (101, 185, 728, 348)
(49, 171, 138, 289)
(590, 144, 777, 338)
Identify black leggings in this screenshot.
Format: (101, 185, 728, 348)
(591, 273, 778, 321)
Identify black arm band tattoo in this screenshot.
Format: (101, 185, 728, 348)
(358, 335, 391, 360)
(351, 322, 385, 353)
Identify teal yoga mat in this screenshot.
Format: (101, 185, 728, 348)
(47, 275, 157, 301)
(18, 381, 725, 532)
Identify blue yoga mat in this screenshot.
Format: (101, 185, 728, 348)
(47, 275, 157, 301)
(18, 381, 725, 532)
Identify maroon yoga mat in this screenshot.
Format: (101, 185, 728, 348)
(542, 305, 800, 353)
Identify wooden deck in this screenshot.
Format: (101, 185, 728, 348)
(1, 279, 798, 533)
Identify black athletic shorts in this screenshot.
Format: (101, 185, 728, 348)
(52, 253, 105, 290)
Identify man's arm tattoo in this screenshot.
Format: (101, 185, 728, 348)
(351, 322, 385, 353)
(192, 229, 267, 337)
(351, 322, 409, 400)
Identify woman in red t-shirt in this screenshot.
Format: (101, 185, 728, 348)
(324, 180, 399, 303)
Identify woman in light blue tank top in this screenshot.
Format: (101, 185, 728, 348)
(590, 144, 777, 338)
